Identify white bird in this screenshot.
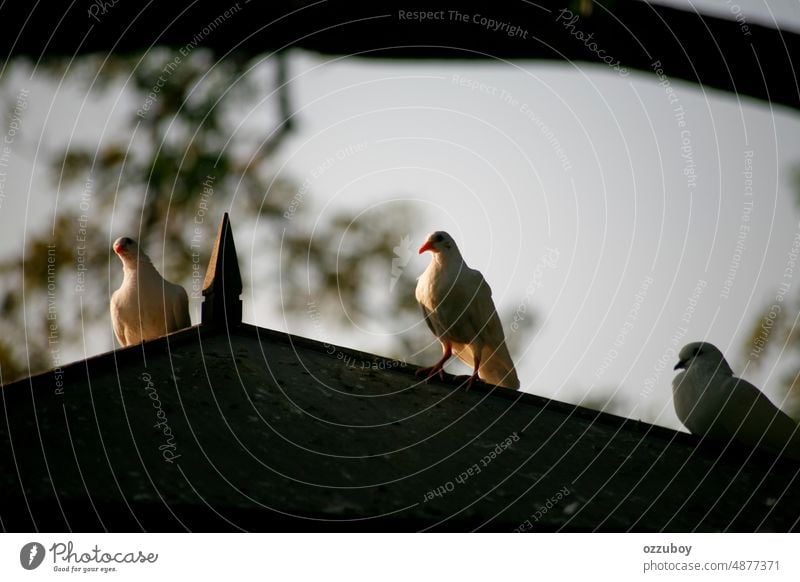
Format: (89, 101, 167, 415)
(673, 341, 800, 460)
(415, 231, 520, 390)
(110, 237, 191, 347)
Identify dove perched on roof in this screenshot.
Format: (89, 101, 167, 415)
(673, 341, 800, 460)
(415, 231, 520, 390)
(110, 237, 191, 347)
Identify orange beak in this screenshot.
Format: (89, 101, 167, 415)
(419, 240, 434, 254)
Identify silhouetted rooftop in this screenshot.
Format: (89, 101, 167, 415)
(3, 322, 800, 531)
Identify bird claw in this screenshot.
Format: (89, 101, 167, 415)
(454, 374, 482, 390)
(416, 365, 445, 383)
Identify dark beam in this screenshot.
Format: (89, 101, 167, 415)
(1, 1, 797, 110)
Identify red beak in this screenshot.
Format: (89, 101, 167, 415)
(419, 241, 434, 254)
(114, 243, 123, 254)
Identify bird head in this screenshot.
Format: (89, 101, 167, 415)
(674, 341, 731, 375)
(419, 231, 456, 255)
(113, 237, 140, 261)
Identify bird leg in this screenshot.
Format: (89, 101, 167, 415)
(417, 344, 452, 382)
(466, 353, 482, 390)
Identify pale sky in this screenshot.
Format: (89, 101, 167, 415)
(1, 0, 799, 431)
(264, 46, 800, 430)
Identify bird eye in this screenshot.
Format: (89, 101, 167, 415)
(433, 234, 444, 243)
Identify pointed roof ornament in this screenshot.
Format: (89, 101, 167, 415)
(202, 213, 242, 326)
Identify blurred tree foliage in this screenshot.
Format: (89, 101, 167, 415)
(0, 50, 435, 382)
(743, 167, 800, 417)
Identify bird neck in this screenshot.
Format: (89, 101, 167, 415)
(432, 250, 465, 271)
(693, 358, 734, 378)
(122, 253, 156, 277)
(716, 360, 734, 377)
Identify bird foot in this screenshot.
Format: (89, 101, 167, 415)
(454, 373, 482, 390)
(416, 365, 445, 383)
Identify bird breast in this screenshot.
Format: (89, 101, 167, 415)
(116, 269, 174, 328)
(672, 367, 723, 435)
(416, 264, 482, 344)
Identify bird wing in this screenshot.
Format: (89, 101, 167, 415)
(451, 270, 520, 389)
(477, 310, 520, 389)
(720, 375, 800, 459)
(442, 267, 487, 343)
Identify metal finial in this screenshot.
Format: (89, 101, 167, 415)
(201, 213, 242, 326)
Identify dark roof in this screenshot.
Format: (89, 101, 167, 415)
(2, 321, 799, 532)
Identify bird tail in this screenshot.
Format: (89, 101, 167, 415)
(479, 342, 520, 389)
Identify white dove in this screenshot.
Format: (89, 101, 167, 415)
(110, 237, 191, 347)
(673, 341, 800, 460)
(415, 231, 520, 390)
